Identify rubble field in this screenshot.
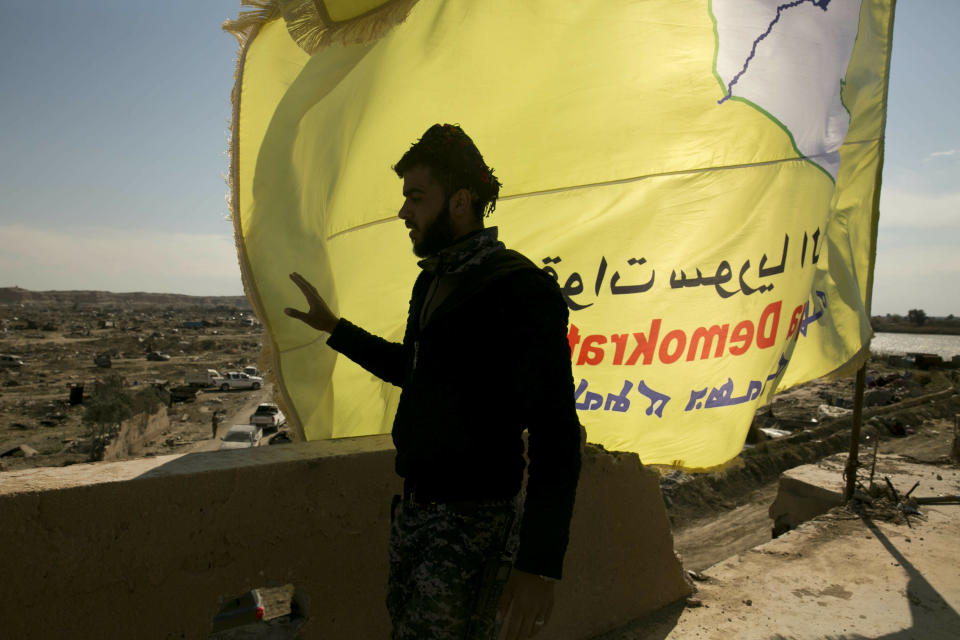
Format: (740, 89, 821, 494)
(660, 357, 960, 581)
(0, 291, 275, 471)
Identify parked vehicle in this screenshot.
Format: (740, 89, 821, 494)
(185, 369, 221, 387)
(0, 354, 24, 367)
(249, 403, 286, 432)
(146, 351, 171, 361)
(210, 589, 264, 633)
(243, 366, 261, 378)
(268, 430, 293, 445)
(214, 371, 263, 391)
(169, 385, 200, 404)
(218, 424, 263, 450)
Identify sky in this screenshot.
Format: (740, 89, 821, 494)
(0, 1, 957, 316)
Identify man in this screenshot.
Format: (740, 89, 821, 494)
(285, 124, 581, 639)
(211, 409, 223, 439)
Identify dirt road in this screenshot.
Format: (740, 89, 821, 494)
(672, 482, 780, 572)
(186, 385, 273, 453)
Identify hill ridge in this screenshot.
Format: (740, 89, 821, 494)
(0, 287, 249, 308)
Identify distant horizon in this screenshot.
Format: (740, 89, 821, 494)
(0, 285, 246, 299)
(0, 285, 953, 318)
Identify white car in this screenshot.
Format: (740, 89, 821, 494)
(219, 424, 263, 450)
(214, 371, 263, 391)
(185, 369, 221, 387)
(249, 403, 286, 432)
(0, 354, 25, 367)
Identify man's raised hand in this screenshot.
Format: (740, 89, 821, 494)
(284, 272, 340, 333)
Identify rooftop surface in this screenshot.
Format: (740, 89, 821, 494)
(603, 455, 960, 639)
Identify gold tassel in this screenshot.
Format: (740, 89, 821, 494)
(222, 0, 280, 45)
(224, 0, 419, 53)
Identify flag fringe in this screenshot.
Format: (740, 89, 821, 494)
(223, 1, 418, 441)
(222, 0, 279, 46)
(222, 8, 300, 436)
(224, 0, 418, 53)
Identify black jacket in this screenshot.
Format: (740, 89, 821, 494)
(327, 247, 581, 578)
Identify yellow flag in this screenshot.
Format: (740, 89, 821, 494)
(225, 0, 895, 469)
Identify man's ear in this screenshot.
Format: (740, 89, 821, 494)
(449, 188, 475, 222)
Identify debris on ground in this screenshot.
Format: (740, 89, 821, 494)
(0, 291, 268, 471)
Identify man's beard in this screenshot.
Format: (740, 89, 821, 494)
(412, 202, 456, 258)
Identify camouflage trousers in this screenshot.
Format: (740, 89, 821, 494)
(387, 495, 521, 640)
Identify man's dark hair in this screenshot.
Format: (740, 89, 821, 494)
(393, 123, 502, 219)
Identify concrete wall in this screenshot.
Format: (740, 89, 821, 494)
(0, 437, 689, 639)
(769, 462, 845, 536)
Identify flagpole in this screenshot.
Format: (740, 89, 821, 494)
(843, 0, 897, 501)
(843, 365, 867, 500)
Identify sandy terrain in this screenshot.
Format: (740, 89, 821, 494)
(662, 361, 959, 570)
(0, 295, 287, 472)
(603, 420, 960, 639)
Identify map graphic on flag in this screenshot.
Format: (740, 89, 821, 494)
(225, 0, 895, 469)
(713, 0, 862, 179)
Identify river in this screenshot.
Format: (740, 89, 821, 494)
(871, 332, 960, 360)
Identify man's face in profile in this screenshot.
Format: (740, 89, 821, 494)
(398, 165, 456, 258)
